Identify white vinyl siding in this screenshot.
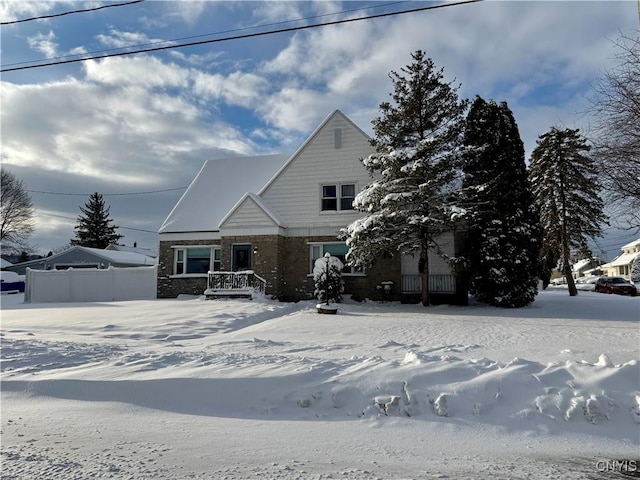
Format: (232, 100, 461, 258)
(221, 197, 277, 229)
(261, 112, 374, 227)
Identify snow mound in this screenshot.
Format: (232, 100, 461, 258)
(2, 292, 638, 450)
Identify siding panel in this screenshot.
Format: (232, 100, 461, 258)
(222, 198, 276, 228)
(262, 113, 375, 228)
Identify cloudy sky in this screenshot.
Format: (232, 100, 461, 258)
(1, 0, 637, 259)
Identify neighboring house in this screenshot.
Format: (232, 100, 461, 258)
(3, 246, 156, 275)
(571, 258, 602, 279)
(1, 258, 13, 269)
(600, 238, 640, 280)
(157, 110, 467, 304)
(106, 243, 158, 258)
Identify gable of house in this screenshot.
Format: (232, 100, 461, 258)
(219, 193, 286, 232)
(258, 110, 375, 231)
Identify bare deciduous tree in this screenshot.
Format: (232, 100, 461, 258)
(587, 32, 640, 229)
(1, 168, 35, 253)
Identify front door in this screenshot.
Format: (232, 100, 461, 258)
(232, 244, 252, 271)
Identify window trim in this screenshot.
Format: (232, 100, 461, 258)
(320, 182, 357, 212)
(170, 245, 220, 276)
(308, 241, 365, 277)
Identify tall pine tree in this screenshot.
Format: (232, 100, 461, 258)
(529, 128, 606, 296)
(71, 192, 123, 248)
(344, 50, 467, 306)
(461, 97, 541, 307)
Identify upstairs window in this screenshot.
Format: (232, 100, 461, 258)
(340, 184, 355, 210)
(322, 185, 337, 211)
(321, 183, 356, 211)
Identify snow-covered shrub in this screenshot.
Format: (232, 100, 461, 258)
(313, 253, 344, 304)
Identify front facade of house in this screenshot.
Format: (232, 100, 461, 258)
(600, 238, 640, 280)
(157, 110, 467, 304)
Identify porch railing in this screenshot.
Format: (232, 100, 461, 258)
(207, 270, 266, 294)
(401, 274, 456, 294)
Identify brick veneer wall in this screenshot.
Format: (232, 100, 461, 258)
(220, 235, 286, 298)
(158, 235, 405, 302)
(157, 239, 220, 298)
(280, 236, 402, 302)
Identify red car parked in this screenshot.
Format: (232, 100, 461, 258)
(594, 276, 638, 296)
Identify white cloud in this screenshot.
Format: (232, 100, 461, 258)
(257, 87, 330, 133)
(0, 1, 58, 23)
(84, 56, 189, 88)
(169, 50, 224, 67)
(27, 31, 58, 58)
(250, 1, 306, 24)
(95, 29, 170, 49)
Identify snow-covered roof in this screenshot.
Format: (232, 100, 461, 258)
(106, 244, 158, 258)
(602, 251, 639, 268)
(571, 258, 600, 272)
(621, 238, 640, 250)
(78, 247, 156, 265)
(159, 154, 290, 234)
(1, 258, 13, 268)
(5, 246, 156, 268)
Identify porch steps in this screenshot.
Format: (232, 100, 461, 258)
(204, 289, 253, 300)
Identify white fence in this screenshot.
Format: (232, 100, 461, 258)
(25, 266, 157, 303)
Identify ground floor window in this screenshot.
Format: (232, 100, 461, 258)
(309, 242, 363, 275)
(174, 246, 220, 274)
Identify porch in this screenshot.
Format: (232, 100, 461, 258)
(205, 271, 266, 300)
(401, 274, 457, 294)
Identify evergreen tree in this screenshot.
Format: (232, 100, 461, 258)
(631, 253, 640, 283)
(71, 192, 123, 248)
(529, 128, 606, 296)
(344, 50, 467, 306)
(461, 97, 541, 307)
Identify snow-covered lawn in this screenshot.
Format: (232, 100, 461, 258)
(1, 290, 638, 479)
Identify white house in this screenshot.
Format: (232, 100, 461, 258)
(157, 110, 466, 304)
(600, 238, 640, 280)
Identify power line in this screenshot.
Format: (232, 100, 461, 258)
(39, 212, 159, 234)
(27, 187, 187, 196)
(1, 0, 144, 26)
(3, 1, 408, 69)
(1, 0, 483, 73)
